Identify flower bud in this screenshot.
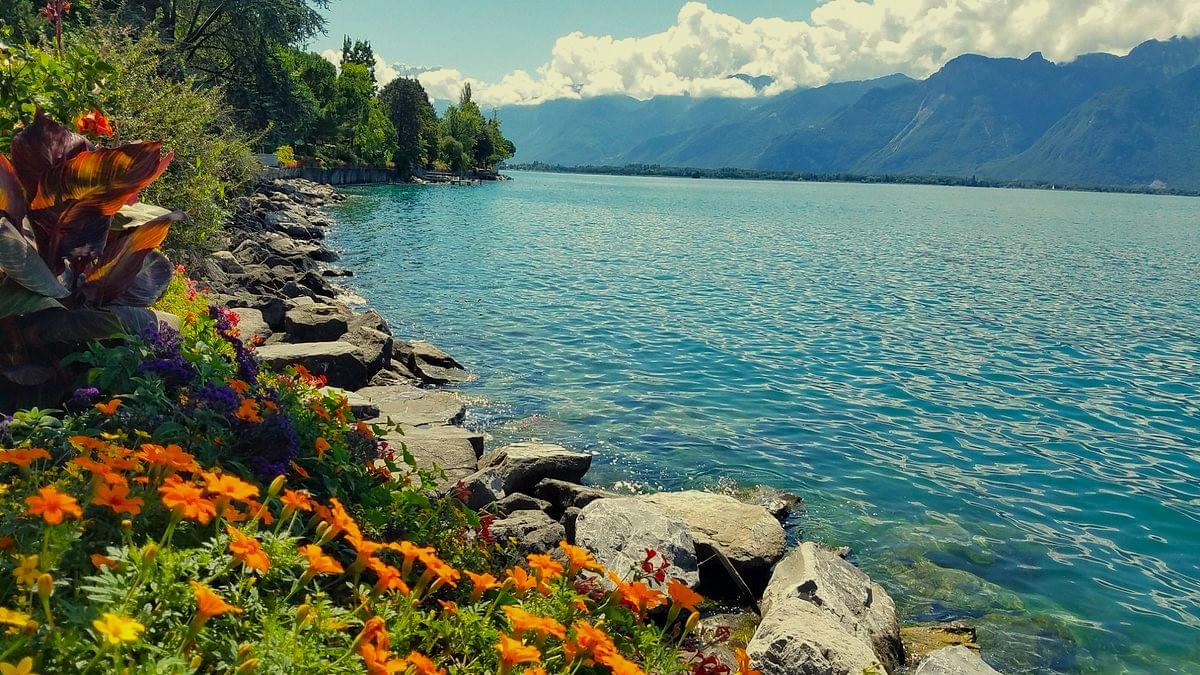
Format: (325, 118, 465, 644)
(296, 604, 312, 626)
(238, 643, 254, 660)
(684, 610, 701, 636)
(235, 659, 259, 674)
(36, 573, 53, 600)
(189, 655, 203, 669)
(268, 475, 286, 498)
(121, 519, 133, 530)
(142, 542, 159, 562)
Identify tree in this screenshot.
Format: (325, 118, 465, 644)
(439, 136, 465, 174)
(277, 48, 338, 149)
(379, 77, 436, 174)
(340, 35, 375, 83)
(352, 98, 396, 166)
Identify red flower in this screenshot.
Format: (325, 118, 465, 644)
(76, 109, 114, 137)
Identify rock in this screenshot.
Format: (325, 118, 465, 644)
(255, 341, 368, 390)
(486, 493, 552, 517)
(560, 506, 581, 543)
(534, 478, 617, 517)
(318, 387, 379, 420)
(454, 467, 505, 510)
(747, 597, 885, 675)
(759, 542, 903, 673)
(478, 443, 592, 494)
(367, 365, 420, 387)
(211, 250, 245, 275)
(741, 485, 803, 522)
(575, 497, 700, 587)
(233, 307, 271, 342)
(358, 385, 466, 427)
(350, 309, 391, 336)
(914, 647, 1001, 675)
(346, 326, 392, 379)
(384, 425, 483, 485)
(902, 623, 978, 666)
(490, 510, 566, 554)
(395, 340, 471, 384)
(284, 303, 351, 343)
(641, 491, 786, 587)
(688, 613, 761, 672)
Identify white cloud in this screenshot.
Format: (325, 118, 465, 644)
(392, 0, 1200, 106)
(319, 49, 440, 89)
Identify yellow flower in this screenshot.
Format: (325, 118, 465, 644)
(12, 556, 38, 588)
(92, 613, 145, 646)
(0, 657, 35, 675)
(0, 608, 34, 629)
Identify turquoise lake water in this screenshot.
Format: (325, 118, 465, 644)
(328, 171, 1200, 674)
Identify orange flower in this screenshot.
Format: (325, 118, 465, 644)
(466, 571, 502, 601)
(139, 443, 199, 473)
(495, 635, 542, 669)
(735, 648, 761, 675)
(72, 456, 126, 486)
(299, 544, 343, 577)
(421, 557, 461, 590)
(437, 599, 458, 614)
(95, 399, 122, 415)
(25, 486, 82, 525)
(235, 398, 262, 423)
(367, 558, 410, 595)
(91, 553, 120, 570)
(202, 471, 260, 503)
(159, 476, 217, 524)
(526, 553, 564, 582)
(503, 606, 566, 641)
(406, 651, 445, 675)
(598, 651, 646, 675)
(226, 525, 270, 573)
(326, 498, 362, 540)
(507, 566, 538, 593)
(75, 108, 114, 136)
(314, 436, 331, 459)
(289, 461, 311, 478)
(607, 573, 666, 614)
(280, 489, 316, 517)
(228, 379, 250, 395)
(0, 447, 51, 469)
(559, 541, 602, 575)
(666, 578, 703, 612)
(191, 581, 242, 619)
(92, 483, 144, 516)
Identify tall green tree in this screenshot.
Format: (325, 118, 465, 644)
(379, 77, 436, 173)
(340, 34, 374, 83)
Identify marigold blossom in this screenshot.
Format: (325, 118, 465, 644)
(406, 651, 445, 675)
(503, 606, 566, 640)
(190, 581, 242, 619)
(315, 436, 331, 459)
(92, 613, 144, 645)
(92, 483, 144, 516)
(0, 448, 50, 469)
(466, 571, 502, 601)
(0, 607, 34, 629)
(299, 544, 344, 577)
(0, 656, 35, 675)
(203, 471, 260, 503)
(495, 634, 541, 669)
(94, 399, 122, 415)
(226, 525, 270, 573)
(667, 578, 704, 612)
(559, 541, 603, 574)
(25, 486, 82, 525)
(159, 476, 217, 524)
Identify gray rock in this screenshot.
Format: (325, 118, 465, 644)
(358, 385, 466, 427)
(641, 491, 786, 586)
(211, 250, 245, 275)
(747, 597, 885, 675)
(395, 340, 471, 384)
(367, 365, 420, 387)
(255, 341, 368, 390)
(345, 326, 393, 379)
(318, 387, 379, 420)
(284, 303, 351, 343)
(487, 493, 552, 517)
(384, 425, 483, 485)
(741, 485, 803, 522)
(534, 478, 617, 517)
(350, 309, 391, 336)
(561, 506, 581, 543)
(759, 542, 903, 673)
(455, 467, 505, 510)
(491, 509, 567, 555)
(233, 307, 271, 342)
(478, 442, 592, 494)
(914, 647, 1001, 675)
(575, 497, 700, 587)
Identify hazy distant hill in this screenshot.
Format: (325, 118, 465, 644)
(498, 37, 1200, 191)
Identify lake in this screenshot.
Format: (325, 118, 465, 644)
(328, 171, 1200, 674)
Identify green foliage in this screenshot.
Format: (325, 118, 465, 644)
(340, 34, 375, 83)
(0, 28, 113, 149)
(275, 145, 297, 167)
(276, 48, 338, 151)
(379, 77, 438, 173)
(352, 99, 397, 167)
(89, 25, 259, 258)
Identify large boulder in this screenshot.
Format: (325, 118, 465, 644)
(759, 542, 903, 672)
(575, 497, 700, 587)
(358, 385, 466, 427)
(384, 425, 483, 486)
(454, 467, 505, 510)
(914, 647, 1002, 675)
(256, 341, 368, 390)
(395, 341, 471, 384)
(747, 597, 885, 675)
(534, 478, 617, 517)
(284, 303, 351, 343)
(490, 510, 566, 555)
(233, 307, 272, 342)
(478, 443, 591, 494)
(641, 491, 786, 587)
(345, 326, 393, 380)
(487, 493, 553, 517)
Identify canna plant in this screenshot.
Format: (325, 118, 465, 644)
(0, 111, 184, 390)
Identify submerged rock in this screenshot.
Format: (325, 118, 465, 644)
(914, 646, 1002, 675)
(902, 622, 978, 666)
(575, 497, 700, 588)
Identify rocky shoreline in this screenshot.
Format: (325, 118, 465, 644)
(197, 177, 1003, 675)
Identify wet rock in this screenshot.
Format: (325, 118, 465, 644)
(534, 478, 617, 517)
(486, 493, 552, 517)
(914, 647, 1001, 675)
(575, 497, 700, 587)
(395, 340, 471, 384)
(255, 341, 368, 390)
(478, 442, 592, 494)
(284, 303, 351, 343)
(902, 623, 978, 666)
(758, 542, 903, 673)
(741, 485, 803, 522)
(491, 510, 566, 555)
(358, 385, 466, 426)
(641, 491, 786, 588)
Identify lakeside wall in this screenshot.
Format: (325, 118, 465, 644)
(263, 165, 401, 185)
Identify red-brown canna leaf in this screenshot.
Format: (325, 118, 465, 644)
(79, 210, 182, 306)
(0, 155, 28, 225)
(31, 143, 174, 216)
(9, 111, 92, 198)
(111, 251, 173, 307)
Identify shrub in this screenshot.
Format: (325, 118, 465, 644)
(87, 25, 260, 260)
(275, 145, 297, 168)
(0, 277, 729, 675)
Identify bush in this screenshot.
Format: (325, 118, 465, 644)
(87, 26, 260, 260)
(275, 145, 298, 168)
(0, 275, 730, 675)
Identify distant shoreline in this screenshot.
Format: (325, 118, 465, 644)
(504, 162, 1200, 198)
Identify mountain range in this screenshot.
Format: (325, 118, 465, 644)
(495, 37, 1200, 191)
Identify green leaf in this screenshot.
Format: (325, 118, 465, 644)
(111, 202, 173, 230)
(0, 278, 64, 320)
(0, 216, 68, 298)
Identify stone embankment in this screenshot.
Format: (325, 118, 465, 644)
(200, 177, 1003, 675)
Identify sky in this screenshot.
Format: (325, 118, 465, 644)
(315, 1, 1200, 106)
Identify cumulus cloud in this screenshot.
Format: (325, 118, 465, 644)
(398, 0, 1200, 106)
(320, 48, 440, 88)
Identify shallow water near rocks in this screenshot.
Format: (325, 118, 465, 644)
(328, 171, 1200, 674)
